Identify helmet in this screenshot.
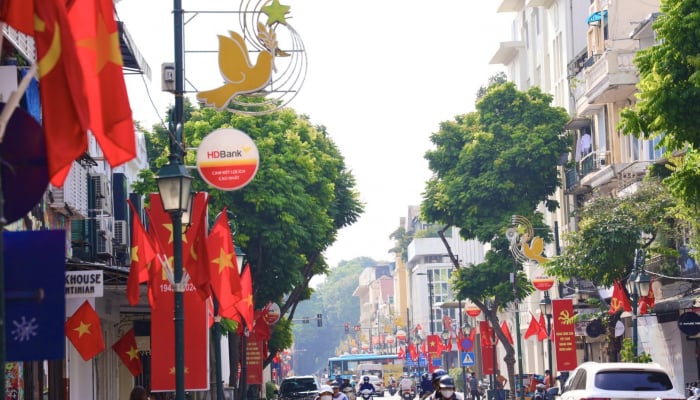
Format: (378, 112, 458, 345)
(363, 376, 370, 383)
(438, 375, 455, 389)
(422, 373, 429, 380)
(403, 373, 409, 378)
(319, 385, 333, 395)
(431, 369, 447, 383)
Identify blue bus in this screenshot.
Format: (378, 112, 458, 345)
(327, 354, 401, 381)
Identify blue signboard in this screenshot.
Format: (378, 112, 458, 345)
(5, 230, 65, 361)
(460, 337, 473, 351)
(462, 352, 475, 366)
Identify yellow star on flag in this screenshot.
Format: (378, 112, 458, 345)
(76, 11, 124, 71)
(74, 321, 92, 338)
(131, 245, 139, 262)
(212, 248, 235, 274)
(126, 346, 139, 360)
(163, 222, 188, 245)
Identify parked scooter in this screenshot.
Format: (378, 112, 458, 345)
(388, 383, 397, 396)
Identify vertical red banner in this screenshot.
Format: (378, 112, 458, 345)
(552, 299, 578, 371)
(246, 336, 264, 384)
(480, 320, 494, 376)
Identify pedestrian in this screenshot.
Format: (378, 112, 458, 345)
(130, 385, 148, 400)
(542, 370, 552, 389)
(469, 372, 481, 400)
(495, 370, 507, 400)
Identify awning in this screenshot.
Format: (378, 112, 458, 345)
(66, 258, 129, 285)
(653, 291, 700, 314)
(587, 10, 608, 25)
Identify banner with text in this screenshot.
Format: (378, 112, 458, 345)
(552, 299, 578, 371)
(246, 336, 264, 384)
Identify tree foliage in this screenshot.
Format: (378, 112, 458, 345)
(421, 78, 568, 389)
(422, 81, 569, 241)
(133, 101, 364, 365)
(546, 178, 681, 286)
(619, 0, 700, 151)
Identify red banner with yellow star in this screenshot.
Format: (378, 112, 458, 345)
(552, 299, 578, 371)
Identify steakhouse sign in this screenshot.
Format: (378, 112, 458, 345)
(196, 128, 259, 191)
(65, 270, 103, 298)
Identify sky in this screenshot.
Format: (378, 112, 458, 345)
(115, 0, 511, 268)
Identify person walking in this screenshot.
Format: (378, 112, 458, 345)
(130, 385, 148, 400)
(469, 373, 481, 400)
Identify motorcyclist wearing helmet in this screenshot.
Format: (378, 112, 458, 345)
(399, 372, 415, 395)
(318, 385, 334, 400)
(420, 373, 433, 398)
(426, 369, 448, 400)
(332, 384, 349, 400)
(358, 376, 375, 395)
(437, 375, 462, 400)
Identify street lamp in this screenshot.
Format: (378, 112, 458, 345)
(441, 329, 451, 370)
(416, 272, 435, 335)
(626, 249, 650, 358)
(538, 293, 553, 382)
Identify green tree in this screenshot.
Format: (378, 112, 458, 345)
(619, 0, 700, 208)
(134, 101, 363, 374)
(422, 80, 569, 389)
(545, 178, 681, 360)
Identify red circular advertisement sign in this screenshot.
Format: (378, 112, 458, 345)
(465, 307, 481, 317)
(196, 128, 259, 191)
(532, 276, 555, 291)
(264, 302, 281, 325)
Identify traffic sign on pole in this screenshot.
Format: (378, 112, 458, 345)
(462, 352, 475, 366)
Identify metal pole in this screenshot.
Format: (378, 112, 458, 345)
(512, 266, 523, 400)
(173, 0, 186, 398)
(213, 297, 224, 399)
(428, 273, 434, 335)
(544, 292, 553, 381)
(459, 300, 467, 393)
(632, 250, 639, 358)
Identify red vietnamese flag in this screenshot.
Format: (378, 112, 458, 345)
(420, 341, 427, 354)
(480, 321, 494, 346)
(33, 0, 92, 186)
(235, 263, 254, 332)
(1, 0, 34, 34)
(207, 209, 242, 318)
(638, 277, 655, 315)
(112, 328, 143, 377)
(538, 313, 549, 341)
(500, 320, 514, 345)
(408, 343, 418, 361)
(397, 346, 405, 359)
(469, 327, 476, 343)
(183, 192, 212, 300)
(65, 300, 105, 361)
(524, 312, 540, 339)
(145, 196, 172, 299)
(126, 200, 156, 306)
(609, 280, 632, 314)
(66, 0, 137, 168)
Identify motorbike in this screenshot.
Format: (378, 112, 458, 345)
(533, 384, 559, 400)
(359, 389, 374, 400)
(388, 384, 397, 396)
(343, 387, 357, 400)
(687, 383, 700, 400)
(401, 388, 415, 400)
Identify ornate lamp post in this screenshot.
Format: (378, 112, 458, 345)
(441, 329, 451, 370)
(626, 249, 651, 358)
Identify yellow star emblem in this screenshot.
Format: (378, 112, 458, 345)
(262, 0, 290, 25)
(74, 321, 92, 338)
(212, 248, 235, 274)
(163, 223, 188, 245)
(76, 10, 124, 71)
(126, 346, 139, 360)
(131, 245, 139, 262)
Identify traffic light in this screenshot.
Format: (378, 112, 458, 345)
(317, 313, 322, 327)
(344, 322, 349, 333)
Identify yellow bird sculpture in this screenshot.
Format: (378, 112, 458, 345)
(197, 27, 275, 110)
(522, 236, 549, 264)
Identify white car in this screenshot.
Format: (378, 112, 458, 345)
(560, 362, 684, 400)
(366, 376, 384, 397)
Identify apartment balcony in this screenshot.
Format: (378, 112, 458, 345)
(574, 50, 638, 115)
(497, 0, 524, 12)
(527, 0, 555, 7)
(564, 151, 611, 195)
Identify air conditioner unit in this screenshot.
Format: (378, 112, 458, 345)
(114, 220, 129, 246)
(91, 173, 112, 214)
(96, 233, 113, 256)
(95, 217, 113, 234)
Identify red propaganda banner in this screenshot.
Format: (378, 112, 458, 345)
(552, 299, 578, 371)
(426, 334, 441, 357)
(480, 321, 495, 376)
(246, 336, 264, 385)
(150, 281, 210, 391)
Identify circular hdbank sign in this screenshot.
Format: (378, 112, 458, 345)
(196, 128, 259, 191)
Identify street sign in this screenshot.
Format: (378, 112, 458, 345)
(462, 352, 475, 366)
(460, 337, 473, 351)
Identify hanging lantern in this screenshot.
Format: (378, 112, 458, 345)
(396, 330, 407, 341)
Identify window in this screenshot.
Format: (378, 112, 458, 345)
(594, 370, 673, 391)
